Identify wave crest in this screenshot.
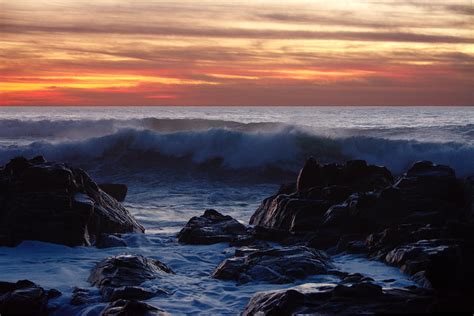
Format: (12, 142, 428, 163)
(1, 126, 473, 177)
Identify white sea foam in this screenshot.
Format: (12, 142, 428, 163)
(0, 106, 471, 315)
(0, 125, 473, 176)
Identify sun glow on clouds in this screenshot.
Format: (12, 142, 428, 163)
(0, 75, 217, 92)
(0, 0, 472, 106)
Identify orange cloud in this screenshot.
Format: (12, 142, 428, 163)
(0, 0, 472, 106)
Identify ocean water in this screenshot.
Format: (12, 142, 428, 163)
(0, 106, 472, 315)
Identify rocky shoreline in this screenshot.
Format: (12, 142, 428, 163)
(1, 156, 473, 315)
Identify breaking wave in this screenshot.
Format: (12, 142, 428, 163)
(0, 119, 473, 177)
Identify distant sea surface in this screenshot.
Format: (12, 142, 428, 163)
(0, 106, 472, 314)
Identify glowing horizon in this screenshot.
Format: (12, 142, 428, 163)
(0, 0, 473, 106)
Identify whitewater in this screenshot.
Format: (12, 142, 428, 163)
(0, 106, 473, 315)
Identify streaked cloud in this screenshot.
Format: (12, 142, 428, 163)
(0, 0, 472, 106)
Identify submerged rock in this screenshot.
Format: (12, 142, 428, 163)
(0, 280, 58, 315)
(88, 254, 173, 301)
(242, 282, 433, 315)
(0, 156, 144, 247)
(100, 299, 168, 316)
(212, 246, 334, 284)
(177, 209, 247, 244)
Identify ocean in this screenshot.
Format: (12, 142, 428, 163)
(0, 106, 473, 314)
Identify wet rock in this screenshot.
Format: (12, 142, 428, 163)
(109, 286, 167, 301)
(88, 254, 173, 301)
(100, 299, 168, 316)
(229, 234, 269, 248)
(177, 209, 247, 244)
(322, 192, 392, 233)
(71, 287, 96, 306)
(0, 156, 144, 247)
(250, 195, 331, 232)
(335, 235, 368, 254)
(296, 158, 393, 194)
(321, 185, 352, 203)
(47, 288, 62, 299)
(341, 273, 374, 284)
(394, 161, 467, 218)
(385, 239, 464, 289)
(249, 226, 292, 243)
(365, 223, 439, 257)
(99, 183, 128, 202)
(250, 159, 393, 233)
(242, 282, 433, 315)
(3, 156, 32, 177)
(411, 271, 433, 289)
(296, 157, 320, 192)
(406, 160, 455, 178)
(212, 246, 333, 284)
(0, 280, 50, 315)
(96, 234, 128, 248)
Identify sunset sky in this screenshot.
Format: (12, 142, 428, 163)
(0, 0, 472, 106)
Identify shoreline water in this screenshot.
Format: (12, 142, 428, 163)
(1, 106, 473, 314)
(1, 155, 472, 314)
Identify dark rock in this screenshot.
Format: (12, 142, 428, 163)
(0, 280, 50, 315)
(99, 183, 128, 202)
(4, 157, 32, 177)
(407, 161, 455, 178)
(88, 254, 173, 301)
(47, 288, 62, 299)
(250, 159, 393, 233)
(100, 299, 168, 316)
(177, 209, 246, 244)
(250, 195, 331, 232)
(71, 287, 96, 305)
(249, 226, 292, 243)
(306, 232, 341, 250)
(335, 235, 368, 254)
(296, 157, 320, 192)
(394, 161, 467, 218)
(109, 286, 167, 301)
(296, 158, 393, 194)
(385, 239, 464, 289)
(333, 282, 382, 298)
(277, 182, 297, 196)
(321, 192, 383, 233)
(212, 246, 333, 284)
(467, 176, 474, 220)
(341, 273, 374, 284)
(244, 158, 474, 311)
(411, 271, 433, 289)
(96, 234, 128, 249)
(0, 157, 144, 247)
(321, 185, 352, 203)
(228, 234, 269, 248)
(30, 155, 47, 164)
(242, 282, 433, 315)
